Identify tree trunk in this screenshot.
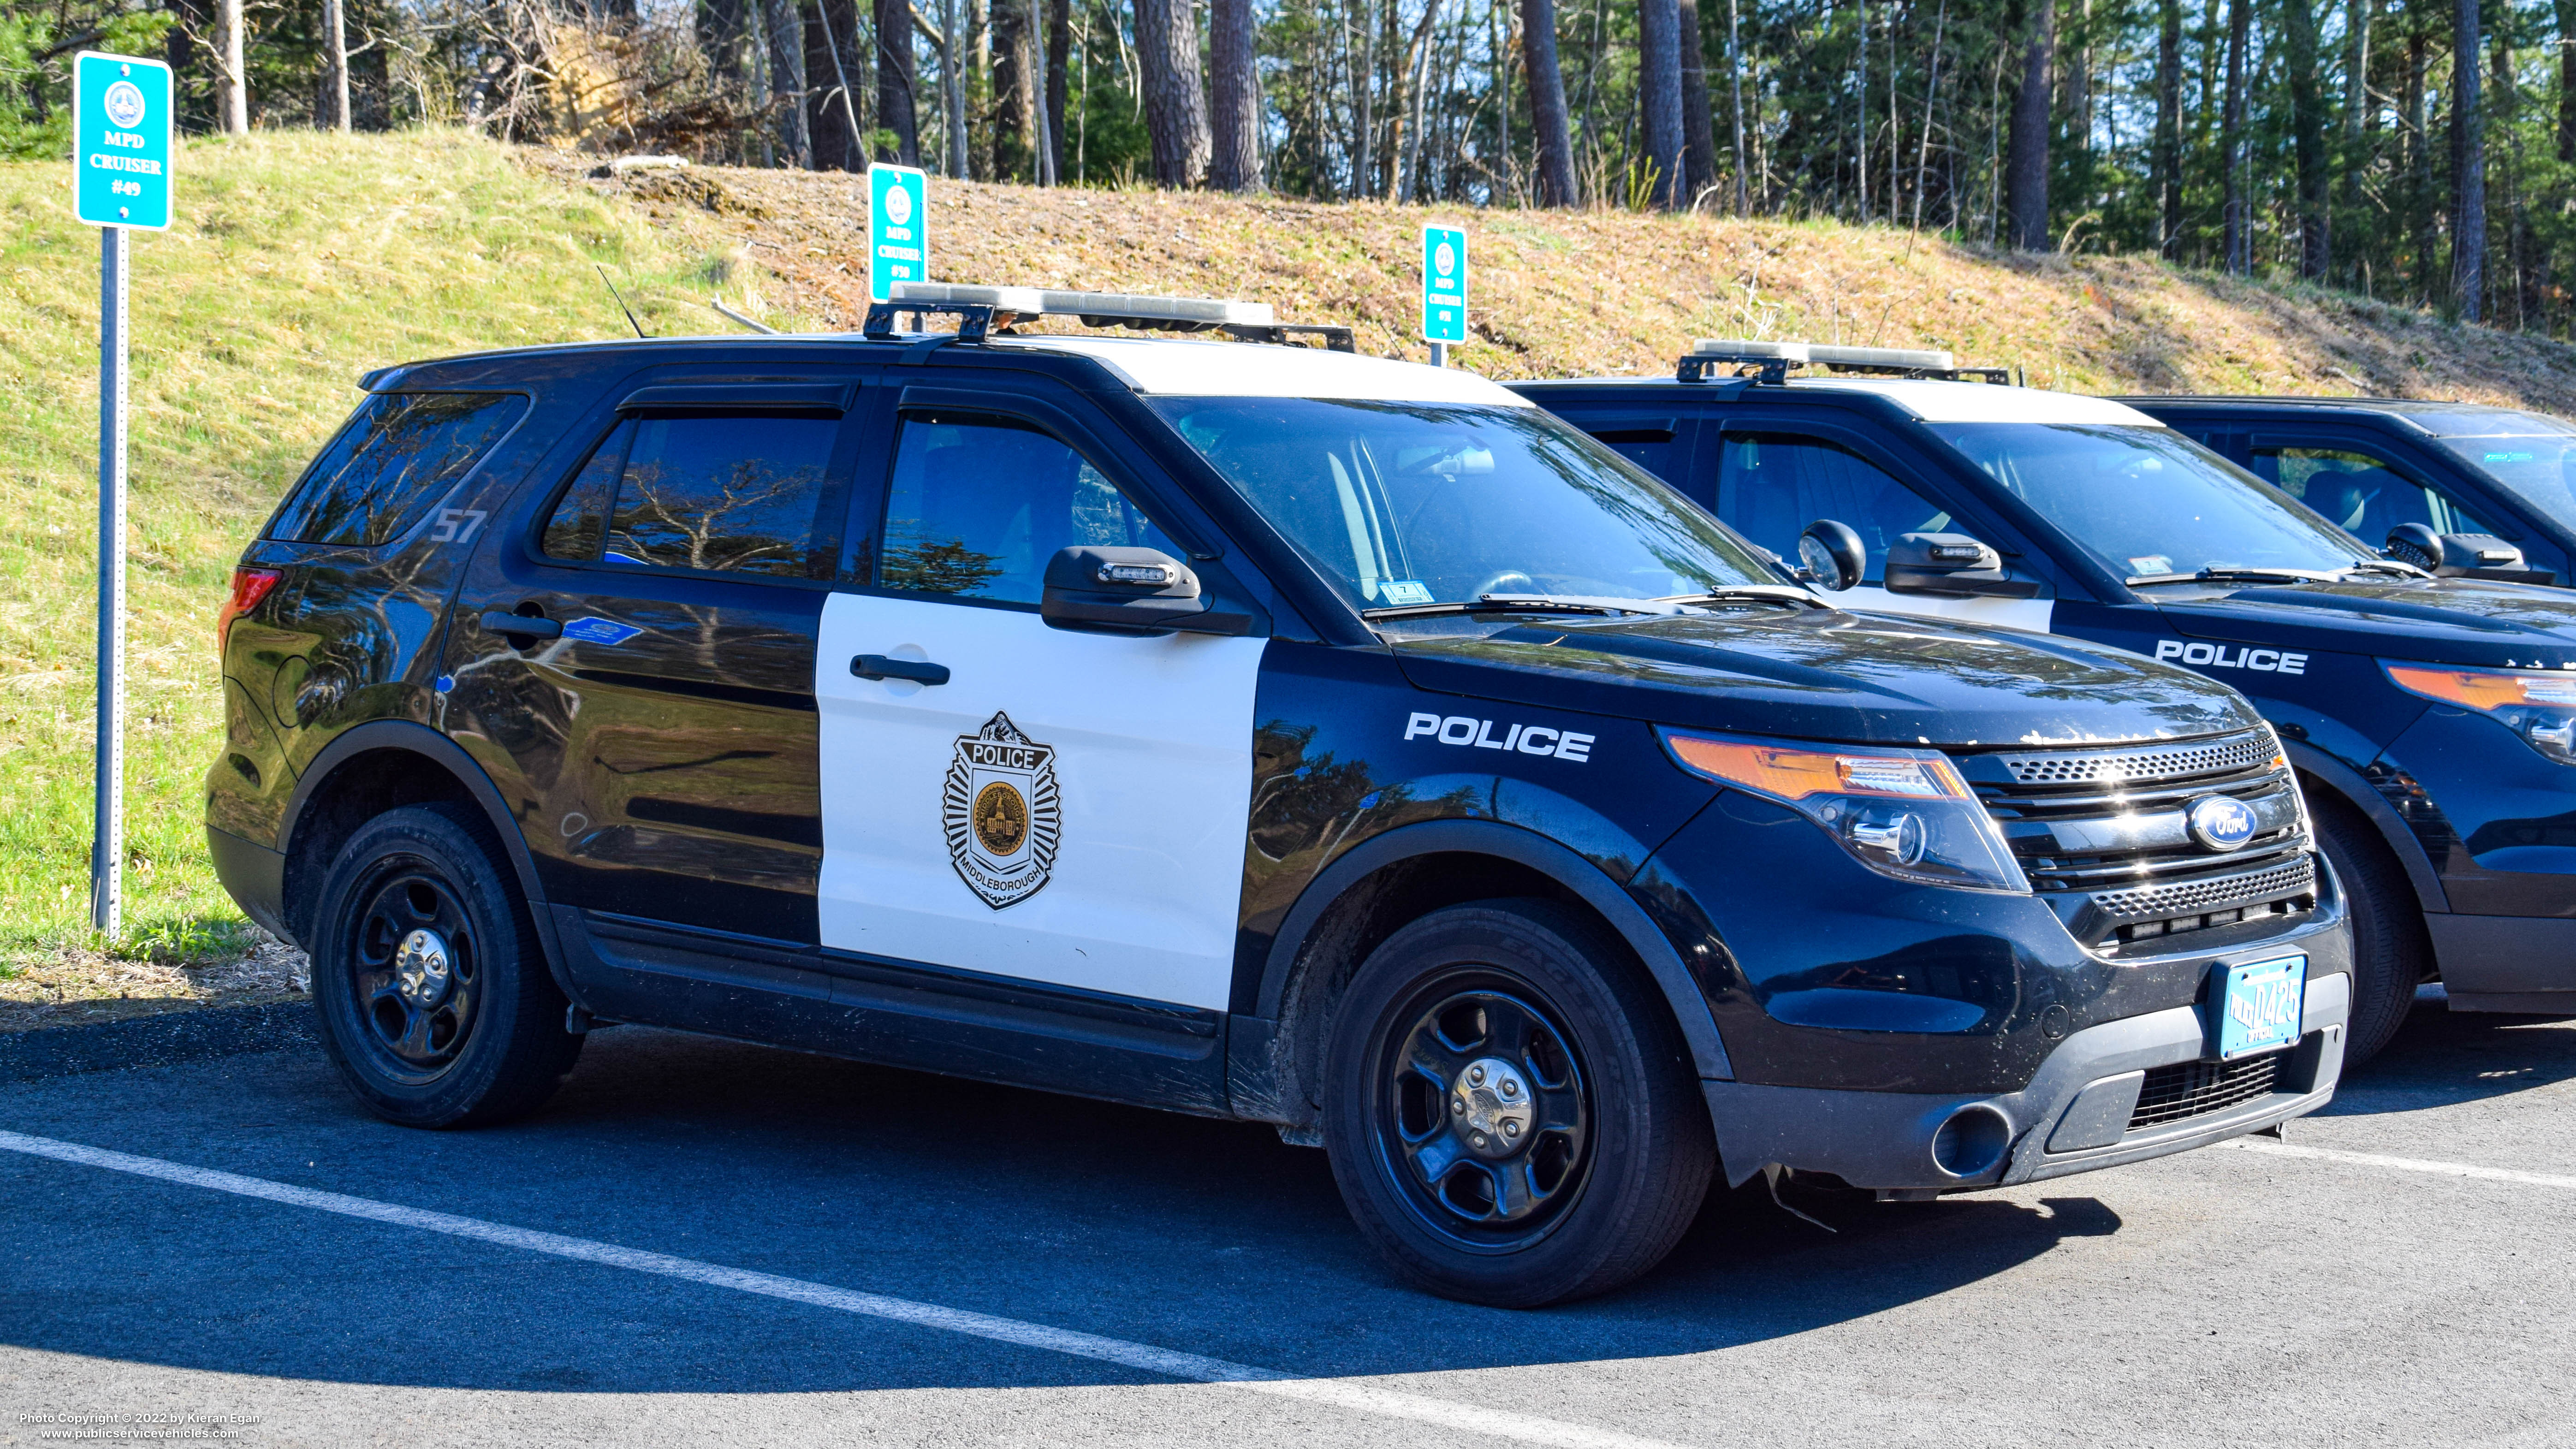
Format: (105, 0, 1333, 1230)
(1210, 0, 1261, 189)
(1355, 0, 1377, 195)
(1134, 0, 1211, 186)
(216, 0, 247, 134)
(1520, 0, 1578, 205)
(993, 0, 1030, 178)
(166, 0, 205, 132)
(2406, 22, 2435, 299)
(1638, 0, 1685, 206)
(941, 0, 967, 175)
(765, 0, 813, 166)
(2559, 0, 2576, 165)
(2006, 0, 2055, 249)
(1393, 0, 1443, 199)
(1676, 0, 1718, 204)
(2221, 0, 2248, 273)
(320, 0, 350, 132)
(2284, 0, 2328, 278)
(1044, 0, 1071, 179)
(2451, 0, 2483, 319)
(1725, 0, 1747, 212)
(874, 0, 920, 163)
(809, 0, 865, 171)
(2341, 0, 2373, 266)
(2155, 0, 2181, 255)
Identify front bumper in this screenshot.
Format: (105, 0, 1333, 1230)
(1701, 969, 2351, 1191)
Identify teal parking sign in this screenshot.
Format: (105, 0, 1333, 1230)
(1422, 225, 1467, 344)
(869, 164, 927, 303)
(74, 52, 172, 231)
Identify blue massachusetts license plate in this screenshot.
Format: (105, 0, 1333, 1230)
(2213, 955, 2306, 1060)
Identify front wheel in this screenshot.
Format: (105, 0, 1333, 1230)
(309, 802, 582, 1127)
(1321, 901, 1713, 1307)
(2310, 799, 2431, 1067)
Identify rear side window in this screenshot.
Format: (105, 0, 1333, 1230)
(268, 392, 527, 546)
(541, 415, 844, 579)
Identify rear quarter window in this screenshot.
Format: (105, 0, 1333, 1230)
(267, 392, 528, 546)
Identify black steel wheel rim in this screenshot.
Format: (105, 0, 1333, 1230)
(1372, 977, 1593, 1253)
(339, 858, 480, 1084)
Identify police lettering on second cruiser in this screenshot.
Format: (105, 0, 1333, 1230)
(2154, 640, 2309, 675)
(1404, 712, 1595, 762)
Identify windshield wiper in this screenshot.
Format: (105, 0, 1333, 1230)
(2125, 567, 2346, 586)
(2337, 559, 2431, 581)
(1360, 593, 1683, 621)
(1656, 585, 1823, 608)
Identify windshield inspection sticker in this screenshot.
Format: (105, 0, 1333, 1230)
(1405, 712, 1594, 761)
(1378, 580, 1435, 606)
(2155, 640, 2307, 675)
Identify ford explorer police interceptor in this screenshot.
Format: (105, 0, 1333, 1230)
(207, 290, 2350, 1306)
(1518, 338, 2576, 1069)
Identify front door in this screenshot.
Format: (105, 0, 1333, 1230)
(812, 397, 1265, 1010)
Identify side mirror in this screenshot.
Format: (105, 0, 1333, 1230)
(1796, 519, 1865, 592)
(1040, 546, 1251, 636)
(2386, 523, 2540, 580)
(1883, 532, 2042, 599)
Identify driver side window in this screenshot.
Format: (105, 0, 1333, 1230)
(2249, 444, 2497, 546)
(877, 411, 1179, 606)
(1714, 432, 1965, 583)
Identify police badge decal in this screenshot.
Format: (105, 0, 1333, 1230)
(943, 712, 1063, 909)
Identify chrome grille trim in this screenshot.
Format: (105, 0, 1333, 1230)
(1991, 730, 2277, 788)
(2088, 856, 2318, 922)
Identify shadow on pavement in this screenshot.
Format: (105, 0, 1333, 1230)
(2318, 988, 2576, 1116)
(2, 1025, 2122, 1396)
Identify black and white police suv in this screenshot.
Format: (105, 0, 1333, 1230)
(208, 288, 2350, 1306)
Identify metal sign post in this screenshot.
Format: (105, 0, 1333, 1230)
(73, 52, 172, 939)
(1422, 225, 1467, 367)
(868, 164, 929, 303)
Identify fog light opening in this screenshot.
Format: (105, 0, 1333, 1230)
(1932, 1104, 2013, 1179)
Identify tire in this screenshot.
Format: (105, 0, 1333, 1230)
(1320, 899, 1714, 1307)
(308, 802, 582, 1127)
(2310, 796, 2429, 1068)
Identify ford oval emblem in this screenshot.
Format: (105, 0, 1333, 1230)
(2188, 795, 2260, 852)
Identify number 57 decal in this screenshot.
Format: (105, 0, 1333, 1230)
(431, 509, 488, 544)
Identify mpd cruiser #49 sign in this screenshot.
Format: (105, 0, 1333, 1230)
(74, 53, 171, 231)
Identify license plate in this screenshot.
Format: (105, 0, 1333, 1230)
(2212, 955, 2306, 1060)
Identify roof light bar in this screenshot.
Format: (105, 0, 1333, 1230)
(1680, 337, 2012, 386)
(863, 282, 1351, 351)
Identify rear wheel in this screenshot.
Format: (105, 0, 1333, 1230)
(1321, 900, 1712, 1307)
(2310, 797, 2428, 1067)
(309, 803, 582, 1127)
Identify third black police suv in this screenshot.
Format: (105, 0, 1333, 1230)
(206, 292, 2348, 1307)
(1519, 339, 2576, 1065)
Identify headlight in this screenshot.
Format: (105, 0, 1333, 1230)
(2385, 663, 2576, 765)
(1660, 730, 2031, 893)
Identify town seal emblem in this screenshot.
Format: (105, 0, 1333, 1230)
(943, 712, 1062, 909)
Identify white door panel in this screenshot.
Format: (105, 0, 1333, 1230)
(814, 593, 1264, 1009)
(1834, 585, 2055, 635)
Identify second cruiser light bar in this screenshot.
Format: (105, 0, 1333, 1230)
(866, 282, 1356, 351)
(1679, 338, 2014, 386)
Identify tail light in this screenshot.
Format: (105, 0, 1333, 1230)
(218, 567, 282, 650)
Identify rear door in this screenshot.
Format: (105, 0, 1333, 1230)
(446, 377, 865, 944)
(811, 378, 1267, 1011)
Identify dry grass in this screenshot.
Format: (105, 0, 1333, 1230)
(549, 151, 2576, 412)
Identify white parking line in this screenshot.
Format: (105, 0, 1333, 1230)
(0, 1130, 1689, 1449)
(2216, 1137, 2576, 1189)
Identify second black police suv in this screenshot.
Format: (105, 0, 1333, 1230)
(1519, 339, 2576, 1067)
(206, 291, 2349, 1307)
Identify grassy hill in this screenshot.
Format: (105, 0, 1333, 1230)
(6, 127, 2576, 1017)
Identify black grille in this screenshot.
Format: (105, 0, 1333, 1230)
(2128, 1051, 2285, 1130)
(1955, 728, 2318, 949)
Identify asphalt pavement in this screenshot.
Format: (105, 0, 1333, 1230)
(2, 991, 2570, 1448)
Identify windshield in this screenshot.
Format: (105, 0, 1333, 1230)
(1150, 398, 1778, 610)
(1928, 423, 2374, 579)
(2428, 433, 2576, 521)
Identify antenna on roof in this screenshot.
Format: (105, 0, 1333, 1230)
(594, 264, 648, 339)
(710, 298, 780, 335)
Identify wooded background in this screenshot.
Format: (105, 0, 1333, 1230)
(0, 0, 2564, 331)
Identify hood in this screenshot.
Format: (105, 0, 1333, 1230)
(2157, 576, 2576, 667)
(1384, 606, 2262, 748)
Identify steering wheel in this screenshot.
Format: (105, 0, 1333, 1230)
(1470, 570, 1539, 600)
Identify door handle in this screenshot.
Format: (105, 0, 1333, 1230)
(851, 654, 950, 685)
(481, 610, 563, 641)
